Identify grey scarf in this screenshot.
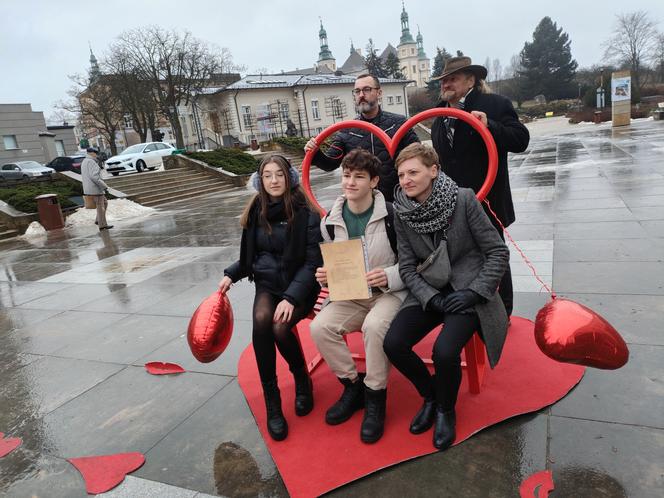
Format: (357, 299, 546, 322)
(393, 173, 458, 234)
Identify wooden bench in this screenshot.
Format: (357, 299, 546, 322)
(293, 289, 488, 394)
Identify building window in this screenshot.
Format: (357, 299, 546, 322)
(387, 96, 394, 105)
(3, 135, 18, 150)
(311, 99, 320, 120)
(411, 48, 415, 55)
(279, 102, 289, 121)
(55, 140, 65, 156)
(241, 106, 252, 128)
(123, 114, 133, 129)
(396, 95, 402, 105)
(412, 65, 416, 73)
(316, 127, 323, 134)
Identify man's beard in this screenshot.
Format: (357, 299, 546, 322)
(440, 90, 456, 102)
(357, 100, 377, 113)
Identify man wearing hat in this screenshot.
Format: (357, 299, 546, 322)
(81, 147, 113, 230)
(430, 56, 530, 317)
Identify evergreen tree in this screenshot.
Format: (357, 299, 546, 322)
(519, 17, 578, 100)
(364, 38, 388, 78)
(385, 52, 404, 79)
(427, 47, 452, 101)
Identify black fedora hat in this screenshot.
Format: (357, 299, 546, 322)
(431, 56, 488, 81)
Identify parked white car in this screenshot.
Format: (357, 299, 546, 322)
(0, 161, 55, 181)
(104, 142, 175, 176)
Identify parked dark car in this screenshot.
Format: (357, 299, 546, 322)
(45, 154, 86, 174)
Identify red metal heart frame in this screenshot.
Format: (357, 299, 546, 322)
(301, 108, 499, 213)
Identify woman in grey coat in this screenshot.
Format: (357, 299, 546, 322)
(383, 143, 509, 451)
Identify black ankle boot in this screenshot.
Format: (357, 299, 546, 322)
(433, 407, 456, 451)
(293, 367, 314, 416)
(361, 387, 386, 443)
(325, 374, 365, 425)
(410, 397, 436, 434)
(262, 379, 288, 441)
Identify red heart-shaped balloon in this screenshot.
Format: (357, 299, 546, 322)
(187, 290, 234, 363)
(0, 432, 22, 458)
(144, 361, 186, 375)
(534, 298, 629, 369)
(301, 108, 499, 213)
(67, 452, 145, 494)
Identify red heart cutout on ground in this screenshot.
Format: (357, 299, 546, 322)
(534, 298, 629, 369)
(67, 452, 145, 494)
(520, 470, 555, 497)
(0, 432, 22, 457)
(238, 317, 584, 497)
(144, 361, 186, 375)
(301, 108, 499, 214)
(188, 290, 234, 363)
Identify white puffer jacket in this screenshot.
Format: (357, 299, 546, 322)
(321, 191, 407, 301)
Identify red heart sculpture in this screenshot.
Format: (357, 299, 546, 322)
(534, 298, 629, 369)
(187, 290, 234, 363)
(519, 470, 555, 498)
(301, 108, 498, 213)
(0, 432, 22, 457)
(144, 361, 186, 375)
(67, 452, 145, 494)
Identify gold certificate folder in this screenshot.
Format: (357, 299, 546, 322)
(319, 238, 371, 301)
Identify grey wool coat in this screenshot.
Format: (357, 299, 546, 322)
(395, 187, 510, 368)
(81, 155, 108, 195)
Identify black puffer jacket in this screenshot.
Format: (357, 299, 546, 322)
(224, 208, 322, 307)
(312, 108, 419, 201)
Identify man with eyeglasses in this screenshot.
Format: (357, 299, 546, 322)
(304, 73, 419, 202)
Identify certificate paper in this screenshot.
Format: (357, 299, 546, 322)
(320, 237, 371, 301)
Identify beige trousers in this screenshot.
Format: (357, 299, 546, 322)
(90, 195, 108, 228)
(310, 292, 402, 390)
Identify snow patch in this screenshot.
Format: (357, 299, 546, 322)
(23, 221, 47, 236)
(65, 198, 155, 227)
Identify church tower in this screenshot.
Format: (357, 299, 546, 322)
(416, 26, 430, 86)
(397, 2, 418, 85)
(89, 44, 101, 82)
(317, 19, 336, 71)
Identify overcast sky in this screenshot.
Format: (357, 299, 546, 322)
(1, 0, 662, 119)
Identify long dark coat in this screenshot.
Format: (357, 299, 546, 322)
(431, 91, 529, 228)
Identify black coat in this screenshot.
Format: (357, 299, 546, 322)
(431, 91, 529, 228)
(224, 208, 323, 307)
(312, 108, 419, 201)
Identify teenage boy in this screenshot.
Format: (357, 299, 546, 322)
(310, 148, 406, 443)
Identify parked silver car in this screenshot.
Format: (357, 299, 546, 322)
(104, 142, 175, 175)
(0, 161, 55, 181)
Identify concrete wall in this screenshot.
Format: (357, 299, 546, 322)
(47, 126, 78, 156)
(0, 103, 50, 164)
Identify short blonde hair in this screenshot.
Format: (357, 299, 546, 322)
(395, 143, 439, 169)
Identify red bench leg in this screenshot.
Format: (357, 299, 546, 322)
(463, 333, 487, 394)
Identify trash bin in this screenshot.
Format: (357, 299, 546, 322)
(34, 194, 64, 230)
(593, 111, 602, 124)
(250, 139, 259, 150)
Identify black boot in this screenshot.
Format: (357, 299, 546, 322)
(433, 407, 456, 451)
(325, 374, 365, 425)
(410, 397, 436, 434)
(293, 366, 314, 416)
(262, 379, 288, 441)
(361, 387, 386, 444)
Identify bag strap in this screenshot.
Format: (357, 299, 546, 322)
(384, 202, 398, 257)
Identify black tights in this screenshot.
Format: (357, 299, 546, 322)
(252, 290, 310, 384)
(383, 306, 480, 411)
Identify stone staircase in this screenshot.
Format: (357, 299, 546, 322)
(0, 220, 19, 241)
(104, 167, 240, 208)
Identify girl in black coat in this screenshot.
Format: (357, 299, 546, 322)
(220, 155, 323, 441)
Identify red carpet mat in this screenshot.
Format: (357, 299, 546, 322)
(237, 316, 584, 498)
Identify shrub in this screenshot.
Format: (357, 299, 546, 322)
(0, 179, 82, 213)
(185, 148, 259, 175)
(273, 136, 309, 152)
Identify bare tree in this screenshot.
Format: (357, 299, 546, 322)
(61, 70, 124, 155)
(112, 26, 233, 148)
(491, 58, 503, 93)
(104, 49, 159, 143)
(46, 108, 76, 126)
(603, 11, 659, 95)
(654, 33, 664, 83)
(484, 56, 492, 81)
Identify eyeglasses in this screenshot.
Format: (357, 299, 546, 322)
(352, 86, 379, 96)
(261, 172, 285, 181)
